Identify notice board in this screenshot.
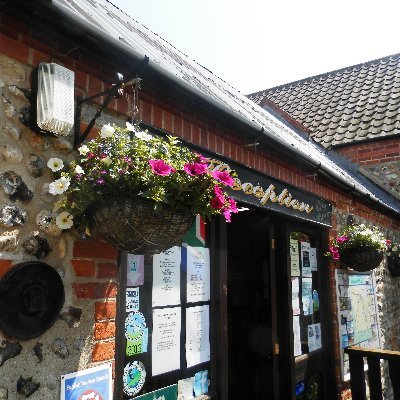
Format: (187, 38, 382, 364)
(335, 269, 381, 381)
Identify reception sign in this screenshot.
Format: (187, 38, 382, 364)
(208, 158, 332, 226)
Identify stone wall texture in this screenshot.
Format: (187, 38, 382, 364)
(0, 10, 400, 400)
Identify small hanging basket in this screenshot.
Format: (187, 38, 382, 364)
(91, 196, 195, 255)
(340, 247, 384, 272)
(387, 254, 400, 277)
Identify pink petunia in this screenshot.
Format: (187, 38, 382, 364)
(228, 198, 238, 213)
(184, 162, 208, 176)
(332, 252, 340, 260)
(214, 185, 224, 198)
(223, 208, 232, 222)
(195, 153, 209, 164)
(336, 236, 349, 244)
(211, 196, 224, 210)
(386, 239, 392, 247)
(211, 170, 234, 187)
(149, 159, 174, 176)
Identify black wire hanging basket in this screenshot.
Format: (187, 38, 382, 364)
(91, 196, 195, 255)
(340, 247, 384, 272)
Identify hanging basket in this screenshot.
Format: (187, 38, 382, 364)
(91, 196, 195, 255)
(387, 254, 400, 277)
(340, 247, 384, 272)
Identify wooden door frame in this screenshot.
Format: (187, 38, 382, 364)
(275, 218, 336, 399)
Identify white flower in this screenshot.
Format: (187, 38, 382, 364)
(47, 157, 64, 172)
(75, 165, 84, 174)
(101, 156, 112, 166)
(56, 212, 73, 230)
(49, 177, 71, 195)
(135, 130, 153, 141)
(100, 123, 115, 138)
(126, 121, 135, 131)
(78, 145, 89, 156)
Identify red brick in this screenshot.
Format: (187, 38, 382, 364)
(0, 34, 30, 64)
(95, 301, 117, 321)
(153, 105, 163, 127)
(140, 100, 152, 124)
(73, 282, 117, 299)
(92, 341, 115, 362)
(31, 49, 50, 66)
(116, 97, 129, 115)
(94, 321, 116, 340)
(95, 282, 118, 299)
(0, 260, 13, 279)
(98, 262, 118, 279)
(73, 239, 118, 259)
(192, 125, 200, 144)
(20, 34, 53, 56)
(174, 115, 183, 136)
(163, 110, 173, 132)
(72, 259, 96, 277)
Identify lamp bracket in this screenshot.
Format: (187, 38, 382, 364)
(74, 72, 125, 148)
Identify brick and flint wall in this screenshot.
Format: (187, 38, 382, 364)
(0, 11, 400, 400)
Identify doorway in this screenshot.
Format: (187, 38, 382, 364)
(227, 209, 274, 399)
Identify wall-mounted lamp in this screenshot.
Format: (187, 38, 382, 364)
(37, 63, 75, 136)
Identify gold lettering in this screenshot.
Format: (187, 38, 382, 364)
(298, 203, 306, 211)
(290, 199, 300, 209)
(260, 185, 276, 205)
(284, 194, 293, 207)
(253, 185, 265, 199)
(232, 177, 242, 190)
(242, 182, 253, 194)
(304, 205, 314, 213)
(278, 189, 289, 205)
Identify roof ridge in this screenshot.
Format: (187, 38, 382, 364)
(248, 52, 400, 97)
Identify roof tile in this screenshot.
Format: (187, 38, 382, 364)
(250, 53, 400, 147)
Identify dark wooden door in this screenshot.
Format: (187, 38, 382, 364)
(226, 209, 278, 399)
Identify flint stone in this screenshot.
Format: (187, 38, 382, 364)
(51, 338, 69, 359)
(33, 342, 43, 362)
(0, 387, 7, 399)
(17, 377, 39, 398)
(0, 229, 18, 251)
(0, 171, 33, 202)
(1, 145, 22, 164)
(26, 153, 45, 178)
(0, 340, 22, 367)
(19, 106, 30, 126)
(50, 137, 73, 153)
(60, 307, 82, 328)
(36, 210, 61, 236)
(4, 124, 21, 141)
(0, 204, 27, 226)
(21, 232, 51, 259)
(40, 183, 54, 203)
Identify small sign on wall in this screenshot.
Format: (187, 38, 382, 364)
(60, 363, 112, 400)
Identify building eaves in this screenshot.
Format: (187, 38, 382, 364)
(17, 0, 400, 216)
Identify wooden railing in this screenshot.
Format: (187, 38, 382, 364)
(345, 346, 400, 400)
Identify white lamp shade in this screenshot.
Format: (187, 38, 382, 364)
(37, 63, 75, 136)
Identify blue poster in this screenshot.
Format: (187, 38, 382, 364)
(61, 363, 112, 400)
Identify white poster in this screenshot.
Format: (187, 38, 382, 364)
(301, 242, 312, 276)
(308, 323, 322, 352)
(186, 305, 210, 368)
(152, 307, 181, 376)
(126, 287, 140, 312)
(290, 239, 300, 276)
(187, 247, 210, 303)
(302, 278, 313, 315)
(178, 377, 195, 400)
(310, 247, 318, 271)
(152, 246, 181, 307)
(291, 277, 300, 315)
(293, 316, 302, 356)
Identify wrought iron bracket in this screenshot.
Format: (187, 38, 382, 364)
(74, 55, 150, 148)
(74, 72, 125, 148)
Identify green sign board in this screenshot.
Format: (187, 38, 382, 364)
(135, 384, 177, 400)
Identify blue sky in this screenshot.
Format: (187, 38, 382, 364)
(110, 0, 400, 94)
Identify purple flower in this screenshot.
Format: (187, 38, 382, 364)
(149, 159, 174, 176)
(87, 152, 95, 159)
(195, 153, 209, 164)
(228, 198, 238, 213)
(96, 178, 105, 185)
(211, 170, 234, 187)
(100, 170, 108, 175)
(184, 162, 207, 176)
